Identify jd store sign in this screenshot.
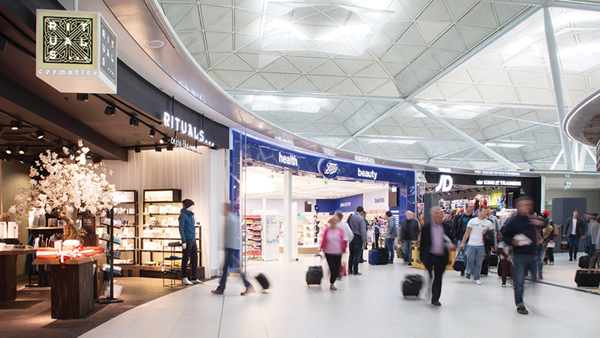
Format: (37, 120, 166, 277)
(36, 10, 117, 93)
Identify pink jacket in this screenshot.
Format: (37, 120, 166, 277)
(320, 227, 346, 254)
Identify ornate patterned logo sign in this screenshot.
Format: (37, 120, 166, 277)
(42, 16, 93, 64)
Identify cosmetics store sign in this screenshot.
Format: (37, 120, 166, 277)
(36, 10, 117, 93)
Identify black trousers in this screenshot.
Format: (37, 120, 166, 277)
(424, 253, 446, 302)
(374, 233, 379, 249)
(349, 235, 363, 274)
(544, 247, 554, 263)
(182, 239, 198, 280)
(325, 253, 342, 284)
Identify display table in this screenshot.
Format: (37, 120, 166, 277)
(0, 247, 37, 301)
(32, 254, 104, 319)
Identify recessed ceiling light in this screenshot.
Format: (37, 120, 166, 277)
(146, 40, 164, 49)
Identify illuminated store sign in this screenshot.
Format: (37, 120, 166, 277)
(278, 152, 298, 167)
(36, 10, 117, 93)
(357, 168, 378, 180)
(476, 180, 521, 187)
(318, 159, 338, 179)
(355, 155, 375, 164)
(163, 112, 215, 147)
(435, 175, 453, 192)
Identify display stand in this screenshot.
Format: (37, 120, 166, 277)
(263, 215, 281, 261)
(245, 215, 263, 258)
(0, 247, 37, 301)
(25, 226, 63, 287)
(98, 208, 123, 304)
(163, 242, 183, 287)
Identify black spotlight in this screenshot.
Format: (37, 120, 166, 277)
(129, 117, 139, 126)
(18, 146, 26, 155)
(134, 146, 141, 153)
(6, 146, 12, 154)
(10, 120, 22, 130)
(77, 93, 89, 101)
(166, 144, 173, 151)
(92, 156, 102, 164)
(35, 129, 44, 139)
(104, 105, 116, 116)
(160, 136, 169, 144)
(149, 128, 156, 138)
(155, 145, 161, 152)
(0, 36, 7, 52)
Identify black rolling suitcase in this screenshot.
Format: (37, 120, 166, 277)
(306, 256, 323, 286)
(480, 257, 489, 276)
(378, 247, 389, 265)
(402, 274, 422, 297)
(488, 253, 499, 267)
(256, 273, 270, 290)
(575, 269, 600, 287)
(579, 255, 591, 269)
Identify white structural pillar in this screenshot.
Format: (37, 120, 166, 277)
(543, 7, 574, 170)
(283, 169, 293, 261)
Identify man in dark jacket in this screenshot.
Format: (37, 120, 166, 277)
(563, 209, 586, 261)
(420, 207, 455, 307)
(401, 211, 419, 265)
(502, 196, 541, 315)
(453, 203, 475, 276)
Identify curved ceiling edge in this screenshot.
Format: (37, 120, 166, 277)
(102, 0, 523, 175)
(564, 87, 600, 147)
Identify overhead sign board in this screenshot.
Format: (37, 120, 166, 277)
(36, 10, 117, 93)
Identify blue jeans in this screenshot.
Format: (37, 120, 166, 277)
(568, 235, 579, 259)
(467, 245, 485, 280)
(217, 248, 251, 292)
(385, 238, 395, 263)
(537, 245, 546, 273)
(402, 239, 413, 263)
(457, 240, 470, 275)
(513, 254, 538, 307)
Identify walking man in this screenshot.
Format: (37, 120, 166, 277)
(502, 196, 539, 315)
(454, 203, 476, 276)
(384, 211, 397, 263)
(212, 203, 254, 295)
(563, 209, 585, 261)
(420, 207, 456, 306)
(401, 211, 419, 266)
(348, 206, 367, 275)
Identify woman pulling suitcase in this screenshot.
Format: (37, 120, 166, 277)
(319, 216, 346, 290)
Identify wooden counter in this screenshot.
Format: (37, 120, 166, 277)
(0, 248, 37, 302)
(33, 254, 104, 319)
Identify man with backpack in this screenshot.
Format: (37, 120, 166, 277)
(453, 203, 475, 276)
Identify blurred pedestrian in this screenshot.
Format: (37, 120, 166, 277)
(497, 240, 512, 287)
(320, 216, 346, 290)
(401, 211, 419, 266)
(179, 199, 201, 285)
(460, 207, 493, 285)
(453, 203, 476, 277)
(348, 206, 367, 275)
(585, 213, 598, 256)
(335, 211, 353, 276)
(384, 211, 397, 263)
(502, 196, 538, 315)
(212, 203, 254, 296)
(563, 209, 585, 261)
(420, 207, 456, 306)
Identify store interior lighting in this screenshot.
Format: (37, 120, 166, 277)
(135, 146, 141, 153)
(129, 117, 139, 126)
(149, 128, 156, 138)
(166, 143, 173, 151)
(35, 129, 44, 139)
(10, 120, 21, 130)
(5, 146, 12, 154)
(104, 105, 116, 116)
(155, 145, 161, 152)
(76, 93, 88, 101)
(18, 146, 25, 155)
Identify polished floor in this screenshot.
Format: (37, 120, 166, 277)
(81, 252, 600, 338)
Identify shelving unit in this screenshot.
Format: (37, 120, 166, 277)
(97, 190, 138, 265)
(140, 189, 202, 277)
(245, 215, 262, 258)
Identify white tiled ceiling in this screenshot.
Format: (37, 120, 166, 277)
(158, 1, 599, 171)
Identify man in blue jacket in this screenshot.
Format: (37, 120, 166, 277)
(179, 199, 201, 285)
(502, 196, 541, 315)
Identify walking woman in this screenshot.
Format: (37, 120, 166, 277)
(320, 216, 346, 290)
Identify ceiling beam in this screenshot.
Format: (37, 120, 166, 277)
(481, 0, 600, 11)
(336, 101, 405, 149)
(550, 149, 564, 170)
(225, 89, 404, 102)
(454, 149, 480, 168)
(409, 101, 520, 170)
(412, 99, 559, 112)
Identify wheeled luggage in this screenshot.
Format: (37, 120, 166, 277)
(480, 257, 489, 276)
(579, 255, 591, 269)
(402, 274, 422, 297)
(368, 249, 379, 265)
(378, 247, 389, 265)
(488, 253, 499, 267)
(306, 256, 323, 286)
(256, 273, 270, 290)
(575, 269, 600, 287)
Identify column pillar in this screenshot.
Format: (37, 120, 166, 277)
(283, 169, 293, 261)
(543, 7, 574, 170)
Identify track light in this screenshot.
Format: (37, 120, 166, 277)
(18, 146, 25, 155)
(167, 144, 173, 151)
(104, 105, 115, 116)
(135, 146, 141, 153)
(155, 145, 161, 152)
(160, 136, 169, 144)
(149, 128, 156, 138)
(35, 129, 44, 139)
(10, 120, 21, 130)
(77, 93, 88, 101)
(6, 147, 12, 154)
(129, 117, 139, 126)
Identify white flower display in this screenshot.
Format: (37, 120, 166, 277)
(10, 144, 116, 224)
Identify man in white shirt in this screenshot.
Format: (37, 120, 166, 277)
(460, 208, 494, 285)
(563, 209, 585, 261)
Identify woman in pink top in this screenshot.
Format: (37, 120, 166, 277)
(320, 216, 346, 290)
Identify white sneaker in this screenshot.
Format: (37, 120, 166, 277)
(192, 279, 203, 284)
(182, 277, 193, 285)
(476, 280, 482, 285)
